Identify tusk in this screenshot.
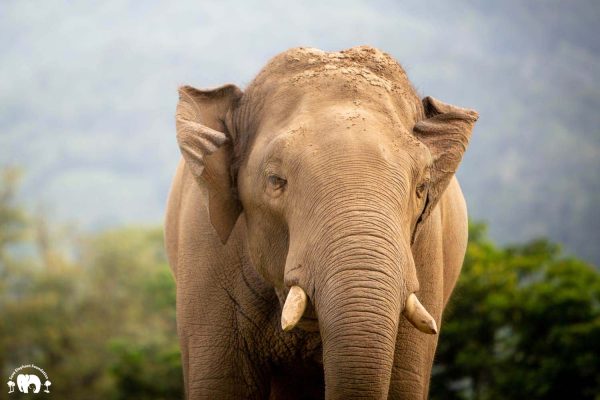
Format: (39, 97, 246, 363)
(281, 286, 308, 331)
(403, 293, 438, 335)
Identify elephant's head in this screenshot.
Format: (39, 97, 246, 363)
(176, 46, 477, 398)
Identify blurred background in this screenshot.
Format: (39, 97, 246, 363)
(1, 1, 598, 399)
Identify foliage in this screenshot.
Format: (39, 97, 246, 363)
(110, 340, 182, 400)
(0, 173, 181, 400)
(431, 223, 600, 400)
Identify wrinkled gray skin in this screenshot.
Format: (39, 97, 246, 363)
(165, 46, 478, 399)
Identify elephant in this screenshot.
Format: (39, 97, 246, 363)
(165, 46, 478, 399)
(16, 374, 41, 393)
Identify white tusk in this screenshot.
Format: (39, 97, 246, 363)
(403, 293, 438, 335)
(281, 286, 308, 331)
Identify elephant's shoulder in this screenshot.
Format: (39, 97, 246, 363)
(439, 177, 467, 225)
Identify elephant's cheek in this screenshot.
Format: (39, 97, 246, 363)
(246, 219, 289, 287)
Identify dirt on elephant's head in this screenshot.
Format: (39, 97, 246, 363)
(247, 46, 420, 101)
(260, 46, 412, 90)
(231, 46, 425, 168)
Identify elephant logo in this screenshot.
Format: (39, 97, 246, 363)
(7, 364, 51, 395)
(17, 374, 41, 393)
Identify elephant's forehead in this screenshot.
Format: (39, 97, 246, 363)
(255, 79, 420, 142)
(252, 74, 420, 143)
(256, 105, 427, 171)
(259, 99, 420, 147)
(258, 104, 384, 146)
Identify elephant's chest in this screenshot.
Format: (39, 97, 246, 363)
(269, 331, 325, 399)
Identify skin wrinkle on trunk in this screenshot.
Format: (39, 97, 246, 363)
(301, 205, 409, 399)
(283, 145, 426, 397)
(298, 200, 406, 258)
(288, 152, 407, 219)
(317, 266, 403, 399)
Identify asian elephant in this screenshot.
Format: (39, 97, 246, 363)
(16, 374, 41, 393)
(165, 46, 478, 399)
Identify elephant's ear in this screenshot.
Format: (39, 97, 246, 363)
(414, 96, 478, 222)
(176, 84, 243, 244)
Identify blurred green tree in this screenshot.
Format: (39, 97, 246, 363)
(431, 223, 600, 400)
(0, 171, 181, 400)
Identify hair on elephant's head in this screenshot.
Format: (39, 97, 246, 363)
(176, 46, 477, 398)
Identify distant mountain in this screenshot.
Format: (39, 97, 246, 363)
(1, 0, 598, 263)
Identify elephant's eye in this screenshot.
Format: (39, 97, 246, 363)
(416, 181, 429, 199)
(268, 174, 287, 190)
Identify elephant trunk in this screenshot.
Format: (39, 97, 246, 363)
(282, 164, 437, 398)
(308, 212, 412, 399)
(318, 267, 403, 398)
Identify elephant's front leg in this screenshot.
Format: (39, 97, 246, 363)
(388, 213, 444, 399)
(181, 329, 265, 398)
(178, 289, 271, 399)
(388, 316, 440, 399)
